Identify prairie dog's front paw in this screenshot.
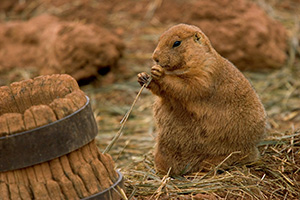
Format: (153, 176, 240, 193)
(151, 65, 165, 80)
(137, 72, 150, 86)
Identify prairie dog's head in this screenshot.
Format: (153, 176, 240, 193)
(152, 24, 215, 71)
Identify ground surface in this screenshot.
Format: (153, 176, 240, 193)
(0, 0, 299, 199)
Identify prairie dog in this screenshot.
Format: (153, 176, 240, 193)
(138, 24, 266, 175)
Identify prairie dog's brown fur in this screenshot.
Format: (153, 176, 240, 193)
(138, 24, 266, 175)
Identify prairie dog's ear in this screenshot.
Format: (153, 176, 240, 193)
(193, 31, 212, 52)
(194, 31, 203, 44)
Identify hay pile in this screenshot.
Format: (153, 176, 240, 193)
(122, 131, 300, 199)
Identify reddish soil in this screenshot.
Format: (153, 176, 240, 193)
(0, 14, 124, 83)
(0, 0, 290, 86)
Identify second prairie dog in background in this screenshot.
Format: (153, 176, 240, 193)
(138, 24, 267, 175)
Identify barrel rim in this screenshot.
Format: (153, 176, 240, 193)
(81, 170, 125, 200)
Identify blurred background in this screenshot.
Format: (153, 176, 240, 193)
(0, 0, 299, 198)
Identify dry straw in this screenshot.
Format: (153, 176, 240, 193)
(123, 131, 300, 199)
(103, 77, 152, 154)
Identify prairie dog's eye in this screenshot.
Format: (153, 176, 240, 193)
(172, 41, 181, 48)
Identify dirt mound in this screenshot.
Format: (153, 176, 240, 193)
(153, 0, 288, 70)
(0, 0, 288, 72)
(0, 15, 124, 82)
(0, 0, 20, 11)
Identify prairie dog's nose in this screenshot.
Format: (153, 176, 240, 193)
(152, 50, 160, 63)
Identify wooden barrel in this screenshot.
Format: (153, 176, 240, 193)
(0, 74, 124, 200)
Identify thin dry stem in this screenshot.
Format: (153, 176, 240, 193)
(103, 77, 152, 154)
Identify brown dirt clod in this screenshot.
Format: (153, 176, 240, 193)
(0, 15, 125, 82)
